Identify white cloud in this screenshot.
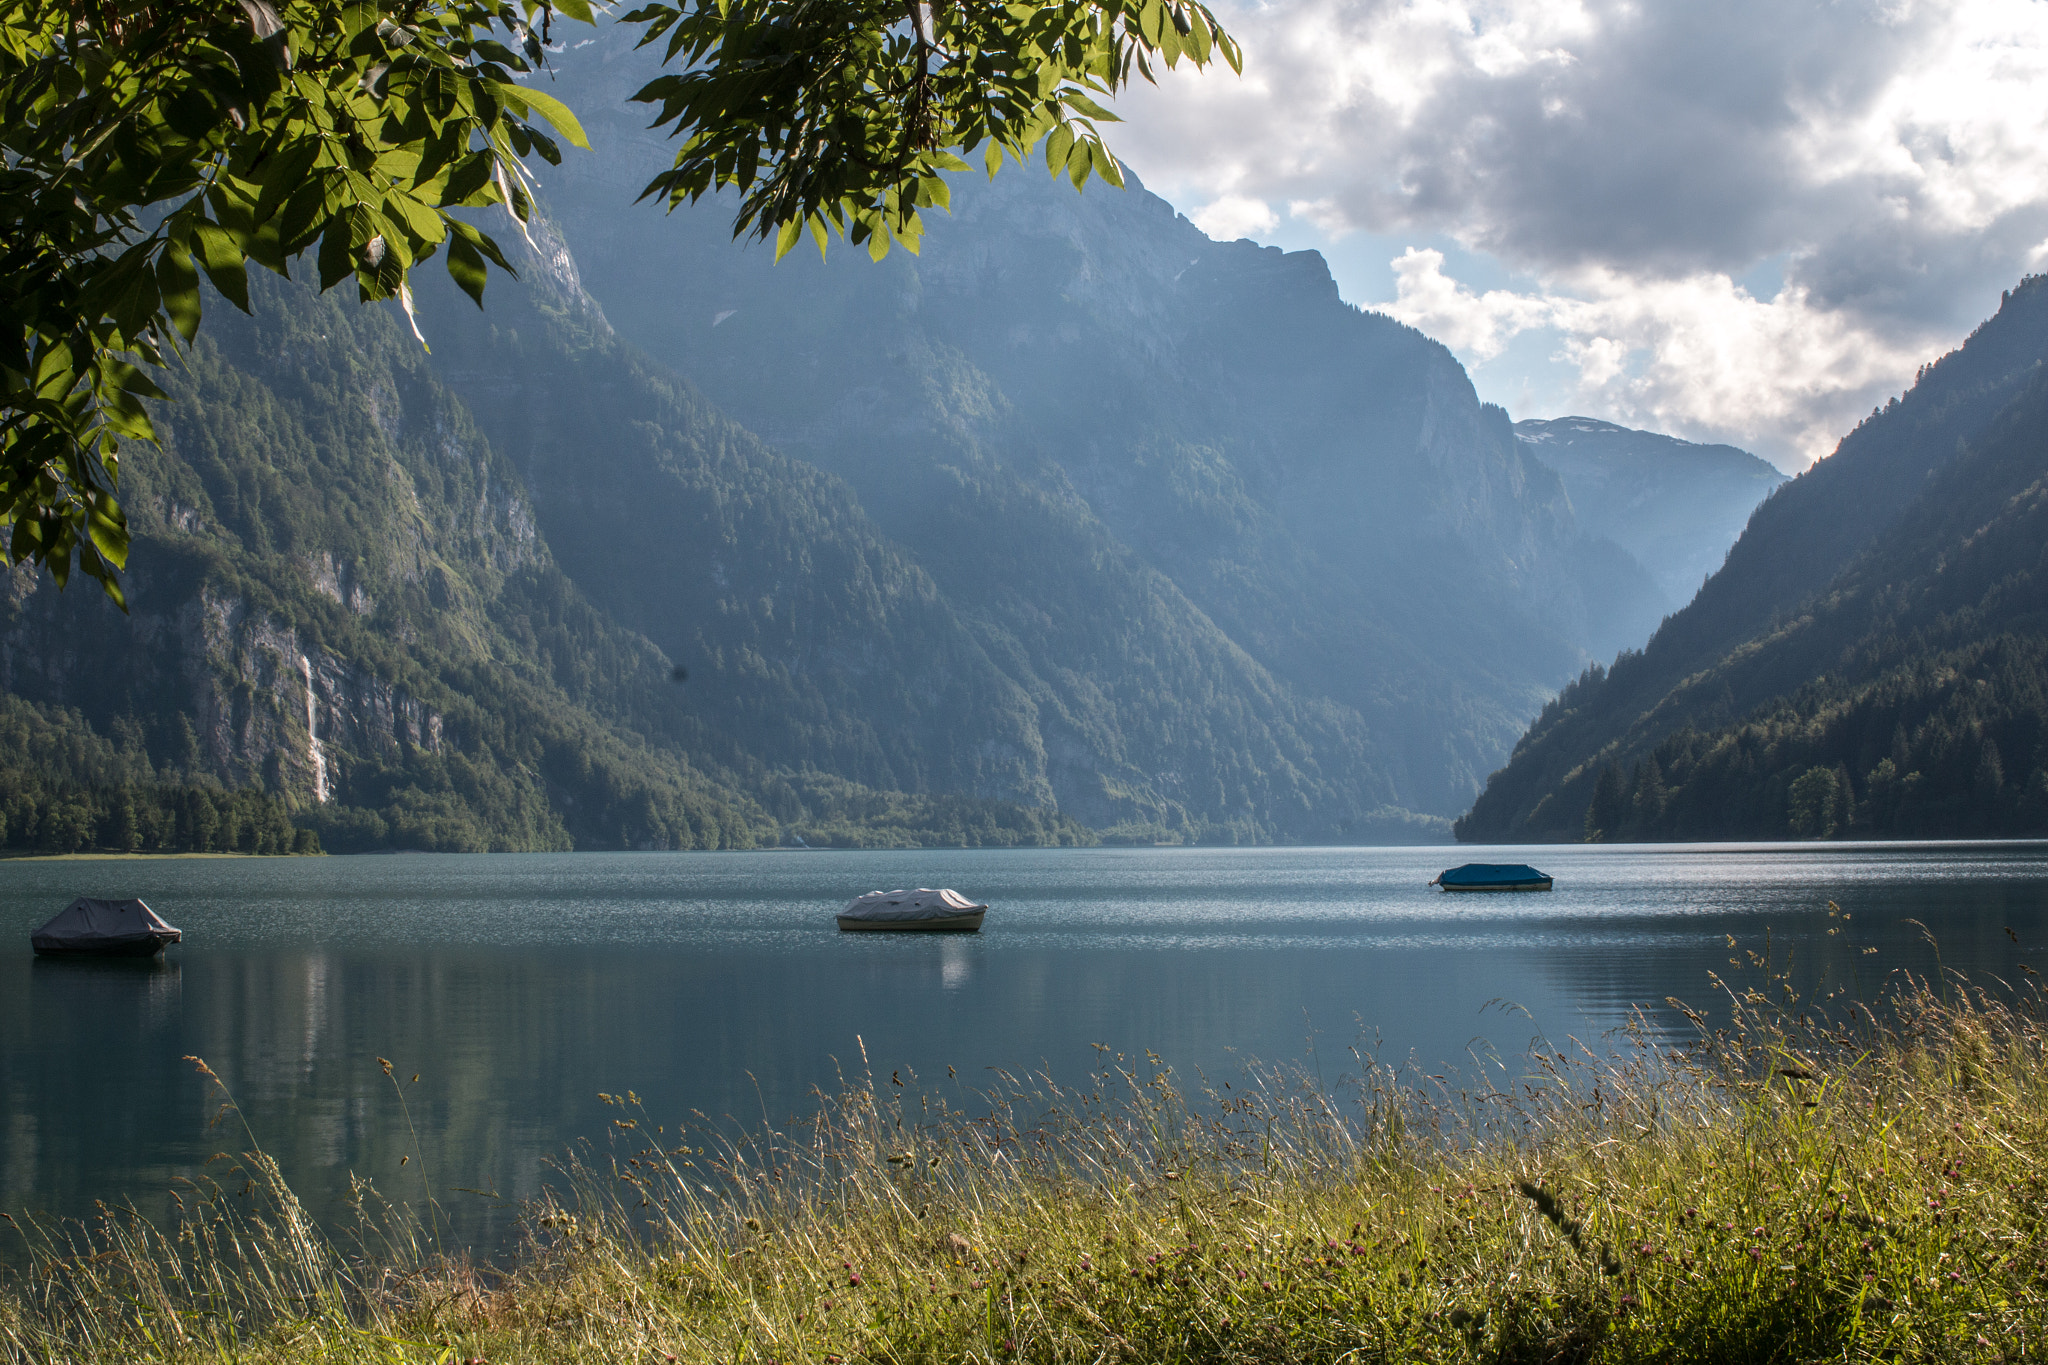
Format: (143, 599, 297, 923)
(1383, 247, 1549, 360)
(1113, 0, 2048, 463)
(1190, 193, 1282, 240)
(1381, 250, 1936, 463)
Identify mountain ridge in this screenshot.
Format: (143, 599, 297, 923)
(1514, 416, 1785, 607)
(522, 37, 1674, 818)
(0, 49, 1790, 849)
(1457, 276, 2048, 842)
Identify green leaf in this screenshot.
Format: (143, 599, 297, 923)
(156, 245, 202, 343)
(163, 86, 221, 139)
(318, 215, 357, 292)
(1139, 0, 1166, 46)
(445, 232, 488, 306)
(504, 83, 590, 149)
(383, 190, 447, 245)
(279, 174, 341, 254)
(1062, 90, 1121, 122)
(440, 152, 497, 207)
(1045, 123, 1075, 174)
(84, 498, 130, 569)
(112, 364, 168, 403)
(1158, 17, 1184, 65)
(1095, 145, 1126, 189)
(192, 224, 251, 313)
(773, 214, 802, 261)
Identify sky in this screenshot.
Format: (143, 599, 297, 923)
(1107, 0, 2048, 470)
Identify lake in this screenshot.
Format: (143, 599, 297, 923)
(4, 842, 2047, 1255)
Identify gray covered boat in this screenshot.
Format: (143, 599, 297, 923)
(30, 897, 182, 956)
(837, 888, 987, 932)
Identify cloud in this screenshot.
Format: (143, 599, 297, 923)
(1190, 193, 1282, 240)
(1382, 250, 1933, 461)
(1383, 247, 1549, 361)
(1112, 0, 2048, 463)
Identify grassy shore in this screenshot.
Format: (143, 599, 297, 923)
(5, 956, 2047, 1364)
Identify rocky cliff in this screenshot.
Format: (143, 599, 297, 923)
(496, 36, 1669, 820)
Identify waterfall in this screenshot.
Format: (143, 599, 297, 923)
(299, 654, 330, 804)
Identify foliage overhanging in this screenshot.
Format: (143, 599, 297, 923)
(0, 0, 1235, 603)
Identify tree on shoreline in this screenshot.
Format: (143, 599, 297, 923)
(1, 0, 1236, 605)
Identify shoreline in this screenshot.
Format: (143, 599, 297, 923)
(5, 973, 2044, 1362)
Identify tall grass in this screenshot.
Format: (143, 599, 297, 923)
(6, 953, 2048, 1364)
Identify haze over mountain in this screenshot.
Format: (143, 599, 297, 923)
(1458, 277, 2048, 843)
(0, 34, 1780, 852)
(1514, 418, 1784, 608)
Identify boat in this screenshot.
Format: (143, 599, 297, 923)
(1429, 863, 1553, 892)
(837, 888, 987, 932)
(30, 897, 183, 956)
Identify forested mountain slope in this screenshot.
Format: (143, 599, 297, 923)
(412, 219, 1432, 842)
(1515, 418, 1784, 606)
(1457, 277, 2048, 842)
(0, 275, 1086, 852)
(512, 37, 1667, 820)
(2, 33, 1742, 850)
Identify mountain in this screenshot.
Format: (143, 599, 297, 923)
(1514, 417, 1784, 606)
(500, 34, 1669, 824)
(1456, 276, 2048, 842)
(1, 34, 1704, 850)
(0, 273, 1089, 852)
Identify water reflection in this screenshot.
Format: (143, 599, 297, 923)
(2, 843, 2046, 1256)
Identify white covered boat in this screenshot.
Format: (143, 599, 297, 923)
(30, 897, 182, 956)
(837, 888, 987, 933)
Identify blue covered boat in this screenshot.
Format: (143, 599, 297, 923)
(1429, 863, 1553, 892)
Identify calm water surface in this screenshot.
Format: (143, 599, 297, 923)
(4, 842, 2047, 1252)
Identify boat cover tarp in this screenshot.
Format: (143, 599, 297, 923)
(1432, 863, 1550, 888)
(30, 897, 181, 953)
(840, 888, 986, 922)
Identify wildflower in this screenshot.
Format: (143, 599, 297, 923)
(849, 1273, 862, 1286)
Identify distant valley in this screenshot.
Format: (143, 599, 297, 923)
(1459, 277, 2048, 843)
(0, 39, 1795, 852)
(1515, 418, 1786, 609)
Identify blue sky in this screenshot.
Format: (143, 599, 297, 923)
(1107, 0, 2048, 471)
